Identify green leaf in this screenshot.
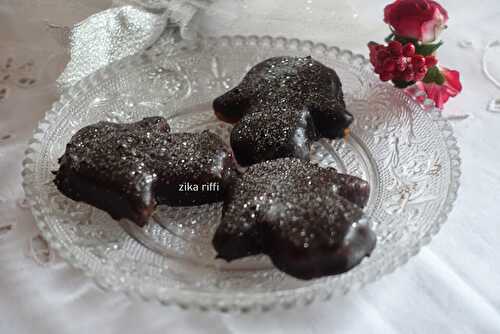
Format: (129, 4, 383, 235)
(415, 41, 443, 56)
(394, 35, 419, 45)
(384, 33, 395, 43)
(392, 79, 415, 89)
(423, 66, 445, 85)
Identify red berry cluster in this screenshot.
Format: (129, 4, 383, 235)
(369, 41, 438, 83)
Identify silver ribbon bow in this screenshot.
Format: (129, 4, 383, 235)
(54, 0, 212, 90)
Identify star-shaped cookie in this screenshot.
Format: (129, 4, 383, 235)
(213, 56, 354, 166)
(54, 117, 236, 226)
(212, 158, 375, 280)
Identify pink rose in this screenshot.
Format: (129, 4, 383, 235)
(384, 0, 449, 43)
(415, 67, 462, 108)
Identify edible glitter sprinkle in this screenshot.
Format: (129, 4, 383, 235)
(213, 158, 376, 280)
(54, 117, 236, 226)
(214, 56, 354, 166)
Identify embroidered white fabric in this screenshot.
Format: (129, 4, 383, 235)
(1, 0, 500, 333)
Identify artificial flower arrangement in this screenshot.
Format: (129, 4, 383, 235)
(368, 0, 462, 108)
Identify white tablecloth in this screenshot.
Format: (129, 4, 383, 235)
(1, 1, 500, 333)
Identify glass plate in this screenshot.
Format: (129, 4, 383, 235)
(22, 36, 461, 312)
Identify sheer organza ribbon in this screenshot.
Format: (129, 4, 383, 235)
(53, 0, 212, 91)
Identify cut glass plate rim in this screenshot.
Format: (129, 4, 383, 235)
(22, 35, 461, 312)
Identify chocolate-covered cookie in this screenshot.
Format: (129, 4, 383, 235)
(54, 117, 236, 226)
(230, 109, 319, 167)
(213, 56, 353, 166)
(212, 158, 375, 280)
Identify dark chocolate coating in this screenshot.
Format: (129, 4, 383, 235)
(54, 117, 236, 227)
(230, 109, 319, 167)
(212, 158, 375, 280)
(213, 56, 353, 166)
